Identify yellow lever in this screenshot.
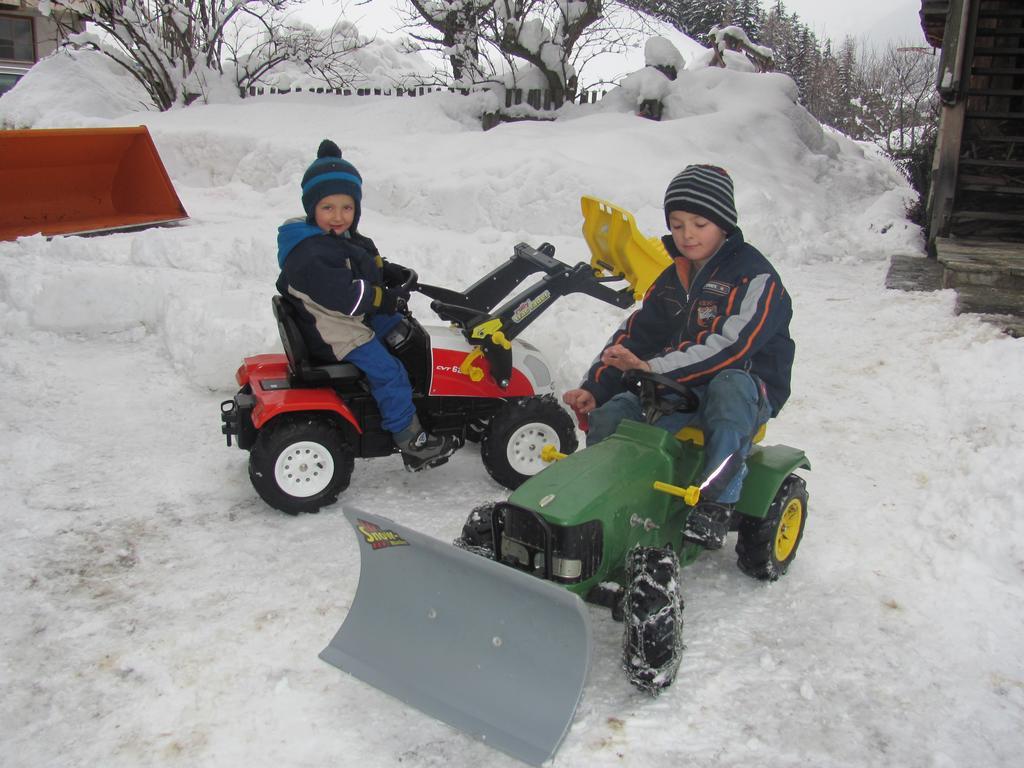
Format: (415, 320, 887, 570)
(652, 481, 700, 506)
(459, 348, 485, 382)
(541, 445, 567, 462)
(471, 318, 503, 340)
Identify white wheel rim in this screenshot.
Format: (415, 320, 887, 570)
(274, 440, 335, 498)
(506, 421, 560, 476)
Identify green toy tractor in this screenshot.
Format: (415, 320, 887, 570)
(455, 368, 810, 692)
(317, 198, 810, 766)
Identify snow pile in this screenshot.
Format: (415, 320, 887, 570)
(253, 32, 436, 92)
(0, 47, 153, 128)
(1, 35, 1023, 768)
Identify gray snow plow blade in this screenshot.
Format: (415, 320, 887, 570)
(320, 508, 591, 766)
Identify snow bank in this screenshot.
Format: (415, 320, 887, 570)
(1, 58, 919, 390)
(0, 48, 154, 128)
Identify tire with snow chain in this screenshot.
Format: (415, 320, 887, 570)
(248, 416, 354, 515)
(453, 502, 496, 558)
(480, 396, 578, 490)
(736, 474, 808, 581)
(622, 546, 683, 694)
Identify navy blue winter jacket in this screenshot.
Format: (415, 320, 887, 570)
(276, 220, 385, 363)
(582, 230, 794, 415)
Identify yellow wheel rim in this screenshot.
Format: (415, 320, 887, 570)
(773, 498, 803, 562)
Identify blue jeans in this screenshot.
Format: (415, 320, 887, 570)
(343, 313, 415, 433)
(586, 370, 772, 504)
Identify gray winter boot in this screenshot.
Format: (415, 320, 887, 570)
(393, 415, 461, 472)
(682, 501, 734, 550)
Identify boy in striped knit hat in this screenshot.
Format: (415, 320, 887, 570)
(276, 139, 460, 472)
(563, 164, 794, 549)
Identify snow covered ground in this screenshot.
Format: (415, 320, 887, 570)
(2, 40, 1024, 768)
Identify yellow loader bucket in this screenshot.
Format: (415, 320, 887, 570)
(580, 195, 671, 301)
(0, 126, 188, 241)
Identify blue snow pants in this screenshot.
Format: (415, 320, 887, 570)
(343, 313, 415, 433)
(585, 369, 772, 504)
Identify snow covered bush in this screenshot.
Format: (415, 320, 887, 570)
(403, 0, 652, 107)
(43, 0, 371, 110)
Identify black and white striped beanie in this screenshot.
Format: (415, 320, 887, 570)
(663, 164, 738, 233)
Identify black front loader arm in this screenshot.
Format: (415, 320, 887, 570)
(417, 241, 567, 316)
(482, 246, 634, 343)
(418, 241, 635, 388)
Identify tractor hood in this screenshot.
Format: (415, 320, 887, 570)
(509, 420, 698, 526)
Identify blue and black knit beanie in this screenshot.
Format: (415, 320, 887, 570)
(664, 164, 738, 234)
(301, 139, 363, 227)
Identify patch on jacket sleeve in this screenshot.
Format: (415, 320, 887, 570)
(696, 300, 719, 327)
(703, 280, 732, 296)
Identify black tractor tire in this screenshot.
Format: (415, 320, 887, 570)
(480, 396, 578, 490)
(453, 502, 496, 558)
(248, 416, 354, 515)
(622, 546, 684, 694)
(735, 474, 808, 581)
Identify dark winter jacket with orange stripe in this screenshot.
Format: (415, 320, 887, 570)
(582, 230, 794, 415)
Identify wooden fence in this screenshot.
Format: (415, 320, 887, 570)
(244, 84, 604, 107)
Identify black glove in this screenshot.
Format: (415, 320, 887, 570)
(374, 286, 404, 316)
(381, 261, 407, 290)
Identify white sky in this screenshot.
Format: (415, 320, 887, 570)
(293, 0, 931, 89)
(771, 0, 928, 48)
(304, 1, 930, 50)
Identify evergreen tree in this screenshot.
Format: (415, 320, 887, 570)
(814, 40, 842, 126)
(679, 0, 728, 39)
(791, 25, 813, 103)
(731, 0, 762, 38)
(836, 36, 864, 137)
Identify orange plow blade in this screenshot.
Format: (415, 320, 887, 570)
(0, 126, 188, 240)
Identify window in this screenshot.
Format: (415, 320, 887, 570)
(0, 71, 22, 96)
(0, 15, 34, 63)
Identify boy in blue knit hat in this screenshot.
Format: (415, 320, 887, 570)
(276, 139, 459, 471)
(563, 165, 795, 549)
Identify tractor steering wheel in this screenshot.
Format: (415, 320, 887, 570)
(623, 369, 699, 424)
(399, 267, 419, 296)
(390, 267, 418, 315)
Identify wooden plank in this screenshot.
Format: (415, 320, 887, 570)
(964, 135, 1024, 143)
(935, 237, 1024, 264)
(972, 47, 1024, 54)
(959, 183, 1024, 194)
(927, 100, 968, 244)
(966, 88, 1024, 96)
(959, 158, 1024, 169)
(935, 238, 1024, 294)
(955, 285, 1024, 318)
(970, 67, 1024, 75)
(941, 257, 1024, 288)
(977, 9, 1024, 18)
(950, 209, 1024, 222)
(966, 111, 1024, 118)
(885, 254, 945, 292)
(938, 0, 972, 103)
(935, 236, 1024, 253)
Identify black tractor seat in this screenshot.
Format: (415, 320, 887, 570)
(272, 295, 365, 387)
